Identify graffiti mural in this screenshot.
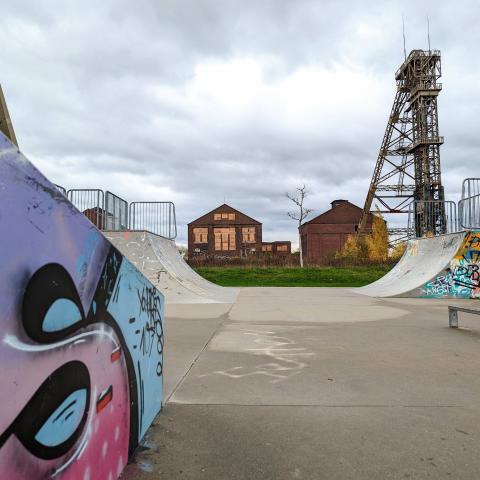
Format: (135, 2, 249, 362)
(421, 231, 480, 298)
(0, 132, 164, 479)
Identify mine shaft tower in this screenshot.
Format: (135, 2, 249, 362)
(358, 49, 445, 238)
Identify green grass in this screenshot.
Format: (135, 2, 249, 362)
(193, 265, 393, 287)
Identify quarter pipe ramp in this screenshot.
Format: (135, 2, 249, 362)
(105, 231, 238, 304)
(0, 132, 164, 479)
(358, 230, 480, 298)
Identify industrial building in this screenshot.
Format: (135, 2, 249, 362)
(261, 241, 292, 255)
(188, 204, 291, 258)
(300, 200, 376, 261)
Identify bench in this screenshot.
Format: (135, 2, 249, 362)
(448, 305, 480, 328)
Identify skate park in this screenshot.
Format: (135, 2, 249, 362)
(2, 127, 480, 479)
(2, 8, 480, 479)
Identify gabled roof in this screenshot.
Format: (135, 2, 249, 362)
(302, 200, 369, 226)
(188, 203, 261, 225)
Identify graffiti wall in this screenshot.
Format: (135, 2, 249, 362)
(422, 231, 480, 298)
(0, 132, 164, 479)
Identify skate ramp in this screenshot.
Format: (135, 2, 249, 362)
(105, 231, 238, 304)
(358, 231, 480, 298)
(0, 132, 164, 479)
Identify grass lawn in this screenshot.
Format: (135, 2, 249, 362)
(193, 265, 393, 287)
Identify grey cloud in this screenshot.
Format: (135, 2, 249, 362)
(1, 0, 479, 246)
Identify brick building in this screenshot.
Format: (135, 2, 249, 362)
(299, 200, 377, 260)
(188, 204, 291, 258)
(261, 242, 292, 255)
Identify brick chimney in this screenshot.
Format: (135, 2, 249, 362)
(331, 199, 348, 208)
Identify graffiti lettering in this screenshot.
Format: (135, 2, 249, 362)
(137, 286, 164, 376)
(0, 138, 165, 480)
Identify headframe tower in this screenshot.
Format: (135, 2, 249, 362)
(358, 49, 445, 238)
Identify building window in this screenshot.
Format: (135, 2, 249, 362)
(193, 227, 208, 243)
(276, 244, 288, 252)
(214, 212, 236, 221)
(262, 244, 272, 252)
(242, 227, 256, 243)
(214, 228, 236, 251)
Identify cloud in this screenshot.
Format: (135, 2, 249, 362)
(1, 0, 479, 246)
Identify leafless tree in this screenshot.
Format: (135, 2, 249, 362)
(287, 185, 313, 267)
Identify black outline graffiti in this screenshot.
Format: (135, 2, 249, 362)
(0, 361, 91, 460)
(3, 246, 149, 463)
(137, 285, 164, 377)
(22, 263, 87, 343)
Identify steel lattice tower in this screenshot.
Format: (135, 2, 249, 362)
(358, 49, 445, 238)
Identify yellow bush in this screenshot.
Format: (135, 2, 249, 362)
(337, 209, 390, 262)
(339, 234, 359, 257)
(365, 211, 388, 261)
(390, 242, 406, 261)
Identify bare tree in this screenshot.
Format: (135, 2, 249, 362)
(287, 185, 313, 267)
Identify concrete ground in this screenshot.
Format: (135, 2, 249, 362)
(122, 288, 480, 480)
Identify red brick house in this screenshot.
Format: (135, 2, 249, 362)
(188, 204, 292, 258)
(300, 200, 377, 260)
(188, 204, 263, 257)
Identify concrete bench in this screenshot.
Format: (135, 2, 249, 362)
(448, 305, 480, 328)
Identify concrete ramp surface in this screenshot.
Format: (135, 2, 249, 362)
(358, 231, 480, 298)
(0, 132, 164, 480)
(105, 231, 238, 304)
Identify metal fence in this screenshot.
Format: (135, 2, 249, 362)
(67, 189, 105, 229)
(462, 178, 480, 199)
(408, 200, 458, 238)
(459, 193, 480, 229)
(55, 184, 67, 196)
(129, 202, 177, 239)
(104, 190, 128, 230)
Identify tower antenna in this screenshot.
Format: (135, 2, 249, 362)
(427, 16, 431, 52)
(402, 16, 407, 61)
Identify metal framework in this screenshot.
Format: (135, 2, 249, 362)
(359, 49, 445, 238)
(408, 200, 458, 235)
(459, 178, 480, 229)
(462, 178, 480, 199)
(0, 84, 18, 147)
(129, 202, 177, 240)
(66, 189, 177, 239)
(67, 189, 105, 229)
(105, 190, 128, 230)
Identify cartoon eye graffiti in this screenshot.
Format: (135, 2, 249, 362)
(1, 247, 157, 475)
(22, 263, 87, 343)
(42, 298, 83, 333)
(0, 361, 90, 460)
(35, 388, 88, 447)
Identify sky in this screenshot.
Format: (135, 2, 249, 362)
(1, 0, 479, 246)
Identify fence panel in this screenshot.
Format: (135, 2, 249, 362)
(104, 190, 128, 230)
(55, 184, 67, 196)
(408, 200, 458, 238)
(459, 194, 480, 230)
(129, 202, 177, 239)
(67, 189, 105, 229)
(462, 178, 480, 200)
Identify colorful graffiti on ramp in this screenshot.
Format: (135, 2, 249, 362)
(358, 230, 480, 299)
(423, 231, 480, 298)
(0, 132, 164, 479)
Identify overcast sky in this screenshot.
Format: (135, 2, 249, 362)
(1, 0, 479, 246)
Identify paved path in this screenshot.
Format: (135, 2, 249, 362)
(122, 288, 480, 480)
